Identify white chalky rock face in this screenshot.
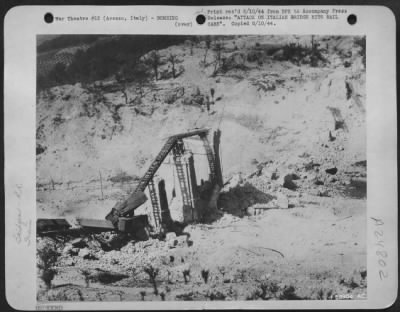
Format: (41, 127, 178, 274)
(35, 35, 367, 301)
(227, 173, 243, 190)
(165, 232, 177, 241)
(78, 248, 91, 258)
(276, 193, 289, 209)
(169, 197, 184, 222)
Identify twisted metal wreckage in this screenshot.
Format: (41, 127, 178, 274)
(37, 128, 223, 238)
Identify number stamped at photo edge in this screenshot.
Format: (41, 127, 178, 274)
(371, 217, 389, 281)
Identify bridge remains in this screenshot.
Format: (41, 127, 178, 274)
(37, 128, 223, 238)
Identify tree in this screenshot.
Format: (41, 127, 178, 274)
(116, 59, 150, 103)
(115, 71, 129, 105)
(201, 269, 210, 284)
(189, 40, 194, 56)
(212, 41, 224, 76)
(143, 264, 159, 295)
(167, 54, 178, 78)
(310, 35, 318, 67)
(81, 269, 91, 288)
(203, 37, 212, 64)
(183, 268, 191, 284)
(145, 50, 161, 80)
(37, 243, 59, 289)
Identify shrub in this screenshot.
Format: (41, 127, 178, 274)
(160, 292, 166, 301)
(53, 114, 65, 127)
(217, 266, 226, 279)
(145, 50, 161, 80)
(280, 39, 326, 67)
(316, 288, 334, 300)
(175, 291, 195, 301)
(36, 144, 47, 155)
(247, 50, 264, 63)
(81, 269, 91, 288)
(183, 268, 191, 284)
(206, 289, 226, 301)
(201, 269, 210, 284)
(279, 285, 304, 300)
(167, 54, 182, 78)
(246, 281, 307, 300)
(212, 41, 224, 76)
(143, 264, 159, 295)
(345, 81, 352, 100)
(203, 37, 212, 65)
(37, 243, 60, 289)
(37, 35, 190, 90)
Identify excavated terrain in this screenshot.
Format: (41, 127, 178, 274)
(36, 35, 367, 301)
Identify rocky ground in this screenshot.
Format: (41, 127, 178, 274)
(36, 35, 367, 301)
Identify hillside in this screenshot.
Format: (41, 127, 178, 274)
(36, 35, 367, 301)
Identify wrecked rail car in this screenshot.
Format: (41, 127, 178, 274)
(37, 128, 223, 237)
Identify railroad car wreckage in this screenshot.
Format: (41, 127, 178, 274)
(37, 128, 224, 239)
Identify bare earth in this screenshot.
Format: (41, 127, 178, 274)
(36, 35, 367, 301)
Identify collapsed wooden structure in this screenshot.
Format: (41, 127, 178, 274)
(37, 128, 223, 236)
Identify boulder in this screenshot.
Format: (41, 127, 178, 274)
(226, 174, 243, 190)
(71, 238, 87, 249)
(62, 244, 73, 256)
(276, 193, 289, 209)
(78, 248, 90, 258)
(246, 205, 256, 216)
(329, 176, 338, 183)
(314, 179, 324, 186)
(86, 239, 102, 251)
(271, 170, 279, 180)
(165, 232, 177, 241)
(304, 161, 321, 171)
(176, 235, 188, 247)
(325, 167, 338, 175)
(281, 174, 298, 190)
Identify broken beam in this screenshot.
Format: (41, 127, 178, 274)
(76, 218, 115, 229)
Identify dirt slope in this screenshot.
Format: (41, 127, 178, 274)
(36, 35, 367, 301)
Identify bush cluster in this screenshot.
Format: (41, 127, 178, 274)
(37, 35, 189, 90)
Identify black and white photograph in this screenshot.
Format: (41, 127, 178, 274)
(35, 34, 368, 301)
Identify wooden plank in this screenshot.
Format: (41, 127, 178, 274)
(170, 128, 209, 140)
(117, 215, 149, 232)
(119, 191, 148, 214)
(77, 218, 115, 229)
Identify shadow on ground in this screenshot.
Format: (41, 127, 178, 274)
(216, 182, 275, 218)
